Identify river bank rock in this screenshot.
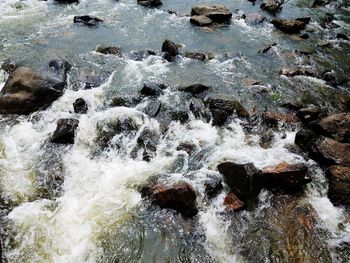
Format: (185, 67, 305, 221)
(50, 118, 79, 144)
(310, 113, 350, 143)
(271, 18, 309, 34)
(190, 5, 232, 26)
(137, 0, 162, 7)
(0, 59, 71, 115)
(326, 165, 350, 206)
(224, 192, 245, 212)
(148, 182, 198, 217)
(205, 94, 249, 126)
(73, 98, 88, 114)
(73, 15, 103, 26)
(261, 163, 311, 192)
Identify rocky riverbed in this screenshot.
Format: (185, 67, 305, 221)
(0, 0, 350, 262)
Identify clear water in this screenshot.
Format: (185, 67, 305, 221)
(0, 0, 350, 262)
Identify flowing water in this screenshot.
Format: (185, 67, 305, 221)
(0, 0, 350, 262)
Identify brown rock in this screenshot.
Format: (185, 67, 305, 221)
(190, 15, 213, 26)
(271, 18, 308, 34)
(191, 5, 232, 23)
(150, 182, 198, 217)
(326, 165, 350, 206)
(224, 192, 245, 212)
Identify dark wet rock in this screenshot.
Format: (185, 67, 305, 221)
(258, 42, 277, 54)
(310, 113, 350, 143)
(143, 98, 161, 117)
(164, 9, 177, 15)
(110, 95, 141, 108)
(261, 112, 300, 127)
(148, 182, 198, 217)
(136, 126, 159, 162)
(183, 52, 207, 61)
(260, 0, 282, 13)
(261, 163, 311, 192)
(162, 39, 179, 56)
(259, 130, 275, 149)
(191, 5, 232, 23)
(54, 0, 78, 3)
(1, 60, 18, 74)
(271, 18, 308, 34)
(218, 162, 263, 200)
(73, 98, 88, 114)
(205, 94, 249, 126)
(310, 0, 330, 8)
(295, 129, 317, 151)
(244, 13, 265, 25)
(224, 192, 245, 212)
(137, 0, 162, 7)
(129, 50, 157, 61)
(190, 15, 213, 26)
(75, 67, 105, 90)
(281, 101, 303, 111)
(336, 33, 349, 40)
(0, 59, 71, 115)
(296, 105, 321, 124)
(73, 15, 103, 26)
(96, 46, 121, 56)
(140, 83, 163, 97)
(179, 84, 211, 95)
(50, 118, 79, 144)
(310, 137, 350, 166)
(326, 165, 350, 206)
(190, 98, 210, 120)
(204, 175, 223, 199)
(176, 142, 197, 155)
(322, 70, 337, 85)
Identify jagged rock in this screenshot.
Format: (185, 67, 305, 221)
(224, 192, 245, 211)
(110, 95, 141, 108)
(50, 118, 79, 144)
(296, 105, 321, 124)
(183, 52, 207, 61)
(73, 98, 88, 114)
(190, 15, 213, 26)
(179, 84, 211, 95)
(0, 59, 71, 115)
(96, 46, 121, 56)
(310, 113, 350, 143)
(129, 50, 157, 61)
(191, 5, 232, 23)
(326, 165, 350, 206)
(140, 83, 163, 97)
(73, 15, 103, 26)
(148, 182, 198, 217)
(271, 18, 309, 34)
(137, 0, 162, 7)
(205, 94, 249, 126)
(245, 13, 265, 25)
(218, 162, 263, 200)
(143, 98, 161, 117)
(310, 137, 350, 166)
(260, 0, 281, 13)
(261, 163, 311, 192)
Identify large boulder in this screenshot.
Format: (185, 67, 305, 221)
(310, 113, 350, 143)
(191, 5, 232, 23)
(217, 162, 263, 200)
(271, 18, 309, 34)
(0, 59, 71, 115)
(310, 137, 350, 166)
(50, 118, 79, 144)
(326, 165, 350, 206)
(261, 163, 311, 192)
(148, 182, 198, 217)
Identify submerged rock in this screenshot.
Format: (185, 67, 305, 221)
(110, 95, 141, 108)
(326, 165, 350, 206)
(50, 118, 79, 144)
(271, 18, 308, 34)
(191, 5, 232, 23)
(260, 0, 281, 14)
(140, 83, 163, 97)
(179, 84, 211, 95)
(204, 175, 223, 199)
(55, 0, 79, 3)
(137, 0, 162, 7)
(96, 46, 121, 56)
(136, 126, 159, 162)
(73, 15, 103, 26)
(224, 192, 245, 212)
(244, 13, 265, 25)
(73, 98, 88, 114)
(129, 50, 157, 61)
(0, 59, 71, 115)
(143, 97, 161, 117)
(148, 182, 198, 217)
(261, 163, 311, 192)
(183, 52, 207, 61)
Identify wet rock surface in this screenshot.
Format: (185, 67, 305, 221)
(224, 192, 245, 212)
(326, 165, 350, 206)
(73, 98, 88, 114)
(96, 46, 121, 56)
(73, 15, 103, 26)
(137, 0, 162, 7)
(50, 118, 79, 144)
(271, 18, 309, 34)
